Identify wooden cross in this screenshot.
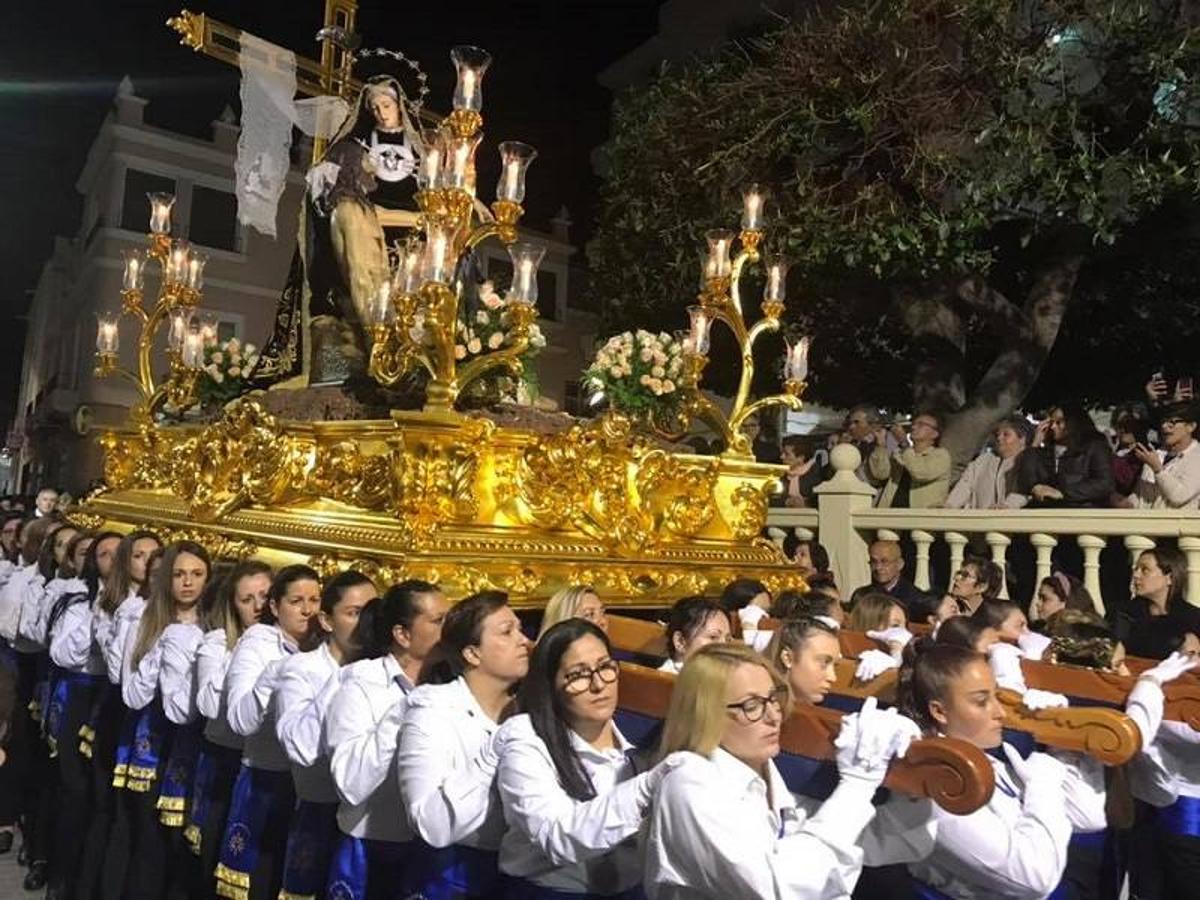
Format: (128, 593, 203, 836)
(167, 1, 361, 160)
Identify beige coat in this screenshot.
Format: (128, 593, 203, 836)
(868, 444, 952, 509)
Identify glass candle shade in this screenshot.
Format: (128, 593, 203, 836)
(147, 192, 175, 235)
(397, 240, 424, 293)
(96, 311, 120, 354)
(421, 222, 454, 284)
(185, 252, 208, 292)
(687, 305, 712, 356)
(450, 45, 492, 112)
(418, 142, 443, 190)
(182, 327, 205, 368)
(506, 242, 546, 306)
(784, 336, 810, 382)
(368, 277, 395, 327)
(705, 229, 734, 279)
(167, 309, 189, 352)
(764, 255, 790, 303)
(496, 141, 537, 204)
(166, 241, 191, 286)
(443, 133, 482, 191)
(741, 184, 768, 231)
(121, 249, 147, 292)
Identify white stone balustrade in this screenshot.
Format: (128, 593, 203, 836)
(769, 444, 1200, 611)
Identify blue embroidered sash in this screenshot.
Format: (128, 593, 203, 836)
(326, 834, 412, 900)
(44, 670, 99, 756)
(279, 800, 338, 900)
(215, 765, 295, 900)
(1157, 795, 1200, 837)
(185, 740, 242, 855)
(157, 719, 203, 826)
(112, 705, 138, 788)
(125, 701, 171, 793)
(406, 841, 500, 900)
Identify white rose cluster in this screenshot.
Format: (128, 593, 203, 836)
(200, 336, 259, 402)
(585, 329, 684, 400)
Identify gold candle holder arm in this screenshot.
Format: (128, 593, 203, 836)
(454, 302, 536, 402)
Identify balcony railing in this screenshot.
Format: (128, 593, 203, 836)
(767, 443, 1200, 615)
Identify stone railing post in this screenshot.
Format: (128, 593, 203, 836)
(1029, 533, 1057, 616)
(1123, 534, 1156, 569)
(1077, 534, 1106, 615)
(985, 532, 1012, 600)
(911, 530, 935, 592)
(1179, 536, 1200, 608)
(945, 532, 968, 587)
(814, 444, 877, 598)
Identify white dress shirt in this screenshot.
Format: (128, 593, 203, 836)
(0, 561, 37, 643)
(159, 623, 204, 725)
(105, 591, 145, 686)
(20, 574, 79, 647)
(12, 569, 47, 651)
(325, 654, 415, 842)
(275, 641, 342, 802)
(1125, 678, 1200, 807)
(195, 628, 242, 751)
(945, 451, 1028, 510)
(792, 790, 936, 871)
(120, 610, 164, 711)
(224, 622, 296, 771)
(92, 599, 116, 667)
(497, 714, 651, 893)
(644, 747, 880, 899)
(49, 592, 106, 675)
(396, 676, 506, 850)
(908, 753, 1105, 899)
(1133, 440, 1200, 509)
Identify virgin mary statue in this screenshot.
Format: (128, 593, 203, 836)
(249, 74, 427, 388)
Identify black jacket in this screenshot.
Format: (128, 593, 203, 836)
(1023, 437, 1114, 508)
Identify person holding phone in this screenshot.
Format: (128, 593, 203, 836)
(1127, 402, 1200, 509)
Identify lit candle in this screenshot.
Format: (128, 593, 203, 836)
(496, 141, 537, 204)
(785, 337, 810, 382)
(460, 69, 477, 109)
(741, 184, 767, 231)
(167, 310, 188, 351)
(423, 226, 451, 284)
(451, 45, 491, 113)
(505, 242, 546, 305)
(444, 136, 478, 190)
(182, 329, 204, 368)
(370, 278, 394, 327)
(122, 250, 145, 292)
(764, 255, 790, 303)
(147, 192, 175, 235)
(687, 305, 711, 355)
(420, 145, 442, 189)
(400, 241, 424, 293)
(95, 313, 120, 354)
(705, 229, 734, 279)
(186, 253, 208, 292)
(168, 241, 191, 285)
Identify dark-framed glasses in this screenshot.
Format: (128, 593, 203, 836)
(726, 687, 788, 723)
(562, 659, 619, 695)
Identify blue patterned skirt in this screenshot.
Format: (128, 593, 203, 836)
(185, 739, 242, 855)
(325, 833, 412, 900)
(214, 765, 296, 900)
(156, 718, 203, 826)
(279, 799, 338, 900)
(404, 840, 501, 900)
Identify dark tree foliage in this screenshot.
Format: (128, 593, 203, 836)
(589, 0, 1200, 464)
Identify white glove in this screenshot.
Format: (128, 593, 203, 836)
(1017, 630, 1053, 660)
(1022, 688, 1069, 711)
(855, 649, 901, 682)
(305, 160, 341, 205)
(1002, 743, 1068, 792)
(987, 641, 1027, 692)
(867, 626, 914, 648)
(1139, 651, 1199, 687)
(835, 697, 921, 788)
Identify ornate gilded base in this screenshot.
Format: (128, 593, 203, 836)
(79, 400, 801, 606)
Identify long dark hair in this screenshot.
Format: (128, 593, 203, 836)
(973, 598, 1023, 632)
(1052, 404, 1104, 453)
(897, 636, 984, 734)
(517, 618, 611, 801)
(355, 579, 439, 659)
(204, 560, 274, 647)
(38, 523, 78, 581)
(719, 579, 768, 613)
(1137, 545, 1187, 611)
(46, 530, 121, 640)
(101, 530, 162, 615)
(132, 541, 212, 667)
(935, 615, 994, 652)
(301, 569, 375, 652)
(259, 564, 321, 626)
(0, 511, 25, 563)
(665, 596, 728, 663)
(421, 590, 510, 685)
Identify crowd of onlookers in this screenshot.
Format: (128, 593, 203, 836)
(772, 372, 1200, 512)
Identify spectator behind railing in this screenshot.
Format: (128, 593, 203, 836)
(780, 534, 830, 581)
(944, 416, 1031, 510)
(774, 435, 823, 509)
(1026, 404, 1115, 508)
(949, 558, 1004, 615)
(840, 403, 891, 488)
(1124, 401, 1200, 509)
(868, 411, 951, 509)
(849, 539, 928, 613)
(1110, 408, 1153, 502)
(1033, 572, 1096, 627)
(1112, 547, 1200, 660)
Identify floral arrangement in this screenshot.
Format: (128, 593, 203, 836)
(197, 336, 260, 406)
(454, 280, 546, 403)
(582, 329, 686, 418)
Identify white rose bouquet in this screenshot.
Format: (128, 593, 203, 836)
(454, 280, 546, 404)
(198, 336, 259, 406)
(582, 329, 685, 419)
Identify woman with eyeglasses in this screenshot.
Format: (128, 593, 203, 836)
(538, 585, 608, 639)
(948, 558, 1004, 616)
(643, 642, 921, 899)
(495, 618, 679, 898)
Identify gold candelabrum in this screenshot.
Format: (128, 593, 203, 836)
(94, 193, 211, 425)
(666, 185, 810, 457)
(366, 45, 545, 413)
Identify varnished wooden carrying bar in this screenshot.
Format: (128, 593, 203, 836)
(1021, 659, 1200, 731)
(607, 614, 668, 658)
(616, 662, 994, 815)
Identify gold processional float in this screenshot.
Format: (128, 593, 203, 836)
(73, 4, 813, 607)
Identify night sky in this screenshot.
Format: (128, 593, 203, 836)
(0, 0, 666, 428)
